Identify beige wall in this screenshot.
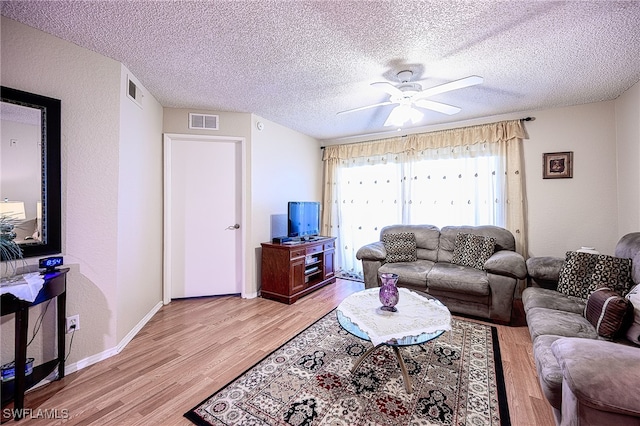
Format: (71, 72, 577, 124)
(523, 101, 620, 256)
(116, 66, 164, 342)
(615, 80, 640, 236)
(1, 17, 164, 370)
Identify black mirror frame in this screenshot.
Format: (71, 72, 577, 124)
(1, 86, 61, 258)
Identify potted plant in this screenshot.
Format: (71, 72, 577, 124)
(1, 215, 24, 281)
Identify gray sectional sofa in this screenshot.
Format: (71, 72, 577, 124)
(523, 232, 640, 425)
(356, 224, 527, 323)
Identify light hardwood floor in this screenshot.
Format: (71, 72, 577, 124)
(3, 279, 555, 425)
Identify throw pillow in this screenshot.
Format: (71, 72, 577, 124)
(584, 287, 633, 340)
(591, 254, 634, 297)
(556, 251, 599, 300)
(625, 284, 640, 346)
(382, 232, 417, 263)
(450, 233, 496, 270)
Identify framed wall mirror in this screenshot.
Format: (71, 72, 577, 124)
(1, 86, 61, 259)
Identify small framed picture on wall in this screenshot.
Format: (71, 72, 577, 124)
(543, 151, 573, 179)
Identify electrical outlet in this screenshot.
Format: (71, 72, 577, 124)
(65, 315, 80, 334)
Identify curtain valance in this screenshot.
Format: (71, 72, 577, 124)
(322, 119, 526, 160)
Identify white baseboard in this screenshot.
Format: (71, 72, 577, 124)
(29, 301, 164, 390)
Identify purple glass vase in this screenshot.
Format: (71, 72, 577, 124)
(379, 273, 399, 312)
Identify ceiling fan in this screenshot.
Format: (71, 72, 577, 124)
(338, 71, 483, 127)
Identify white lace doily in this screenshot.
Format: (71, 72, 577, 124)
(337, 288, 452, 346)
(0, 272, 45, 302)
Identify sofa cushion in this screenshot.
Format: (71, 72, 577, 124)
(591, 254, 634, 297)
(451, 233, 495, 270)
(533, 334, 565, 409)
(584, 287, 633, 340)
(556, 251, 599, 300)
(526, 307, 598, 342)
(378, 259, 434, 288)
(382, 232, 417, 263)
(522, 287, 586, 315)
(380, 224, 440, 262)
(427, 262, 490, 296)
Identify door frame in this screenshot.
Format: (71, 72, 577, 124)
(163, 133, 247, 304)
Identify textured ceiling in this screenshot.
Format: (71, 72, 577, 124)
(2, 1, 640, 142)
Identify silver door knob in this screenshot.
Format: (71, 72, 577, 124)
(226, 224, 240, 230)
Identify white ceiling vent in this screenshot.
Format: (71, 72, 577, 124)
(127, 76, 143, 108)
(189, 113, 219, 130)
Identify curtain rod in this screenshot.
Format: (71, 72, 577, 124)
(320, 117, 534, 149)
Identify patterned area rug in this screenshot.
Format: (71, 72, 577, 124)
(185, 310, 510, 426)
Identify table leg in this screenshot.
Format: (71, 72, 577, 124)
(351, 343, 384, 373)
(392, 346, 412, 393)
(14, 308, 28, 419)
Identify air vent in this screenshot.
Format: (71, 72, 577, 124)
(189, 113, 219, 130)
(127, 76, 143, 108)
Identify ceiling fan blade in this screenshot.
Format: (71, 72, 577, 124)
(337, 101, 396, 115)
(413, 99, 462, 115)
(371, 82, 403, 97)
(413, 75, 483, 101)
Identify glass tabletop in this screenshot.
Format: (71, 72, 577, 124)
(336, 289, 450, 347)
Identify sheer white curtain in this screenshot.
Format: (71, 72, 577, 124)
(322, 120, 527, 280)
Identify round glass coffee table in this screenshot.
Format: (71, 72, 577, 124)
(336, 287, 451, 393)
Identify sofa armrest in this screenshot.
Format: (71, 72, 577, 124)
(526, 256, 565, 289)
(552, 337, 640, 418)
(356, 241, 386, 261)
(526, 256, 564, 281)
(484, 250, 526, 279)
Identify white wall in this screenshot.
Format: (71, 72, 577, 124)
(251, 115, 322, 293)
(615, 80, 640, 236)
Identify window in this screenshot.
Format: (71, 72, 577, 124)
(332, 143, 506, 279)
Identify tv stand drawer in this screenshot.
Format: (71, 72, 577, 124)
(306, 245, 322, 255)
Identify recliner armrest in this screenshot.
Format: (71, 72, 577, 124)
(484, 250, 527, 279)
(526, 256, 565, 282)
(356, 241, 386, 261)
(552, 337, 640, 417)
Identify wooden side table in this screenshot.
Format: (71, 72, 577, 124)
(1, 268, 69, 420)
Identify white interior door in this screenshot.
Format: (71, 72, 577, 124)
(164, 134, 243, 300)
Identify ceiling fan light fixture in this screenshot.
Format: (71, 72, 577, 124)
(397, 70, 413, 83)
(384, 104, 423, 127)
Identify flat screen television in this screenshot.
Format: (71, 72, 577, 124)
(288, 201, 321, 238)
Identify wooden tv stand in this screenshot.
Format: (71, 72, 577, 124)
(260, 237, 336, 304)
